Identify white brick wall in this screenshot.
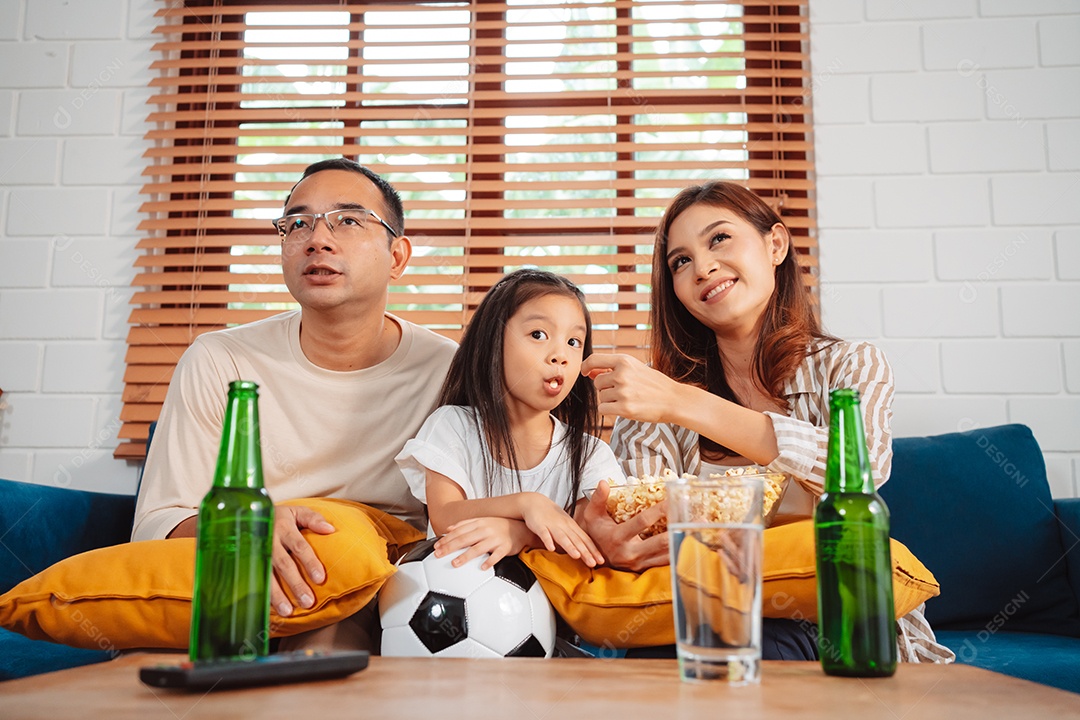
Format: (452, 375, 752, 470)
(1, 0, 1078, 500)
(0, 0, 150, 493)
(814, 1, 1080, 497)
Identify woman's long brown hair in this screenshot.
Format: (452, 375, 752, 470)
(650, 181, 836, 461)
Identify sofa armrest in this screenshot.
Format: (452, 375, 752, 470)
(0, 478, 135, 594)
(1055, 498, 1080, 606)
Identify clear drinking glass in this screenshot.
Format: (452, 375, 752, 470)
(667, 475, 764, 685)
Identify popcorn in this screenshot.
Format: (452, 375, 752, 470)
(604, 467, 786, 538)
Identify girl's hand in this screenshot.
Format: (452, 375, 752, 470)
(433, 517, 532, 570)
(581, 353, 683, 425)
(519, 493, 604, 567)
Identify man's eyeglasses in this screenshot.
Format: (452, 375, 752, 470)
(272, 207, 398, 243)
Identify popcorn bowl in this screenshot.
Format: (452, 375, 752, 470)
(588, 469, 787, 538)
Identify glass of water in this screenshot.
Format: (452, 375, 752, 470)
(667, 475, 764, 685)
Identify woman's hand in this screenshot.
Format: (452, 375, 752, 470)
(433, 517, 534, 570)
(580, 480, 669, 572)
(519, 493, 604, 567)
(581, 353, 685, 426)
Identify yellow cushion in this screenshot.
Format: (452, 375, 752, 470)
(0, 498, 423, 650)
(520, 519, 939, 648)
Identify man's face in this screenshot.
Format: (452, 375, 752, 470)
(279, 169, 410, 314)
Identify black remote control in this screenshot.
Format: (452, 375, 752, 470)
(139, 650, 370, 691)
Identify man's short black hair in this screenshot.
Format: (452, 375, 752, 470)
(284, 157, 404, 238)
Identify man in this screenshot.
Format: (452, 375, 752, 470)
(132, 158, 457, 623)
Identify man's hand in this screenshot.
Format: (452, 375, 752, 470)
(433, 517, 534, 570)
(581, 480, 669, 572)
(269, 505, 336, 618)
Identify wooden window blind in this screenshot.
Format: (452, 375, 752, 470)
(117, 0, 815, 459)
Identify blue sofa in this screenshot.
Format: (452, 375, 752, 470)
(2, 424, 1078, 690)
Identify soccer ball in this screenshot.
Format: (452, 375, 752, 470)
(379, 539, 556, 658)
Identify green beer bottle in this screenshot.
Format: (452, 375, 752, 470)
(190, 380, 275, 661)
(814, 388, 897, 677)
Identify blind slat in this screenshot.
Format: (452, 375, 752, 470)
(119, 0, 817, 459)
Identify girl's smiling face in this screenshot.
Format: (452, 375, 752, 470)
(501, 293, 588, 419)
(665, 203, 788, 337)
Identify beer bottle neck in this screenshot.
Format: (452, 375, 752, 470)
(213, 387, 264, 490)
(824, 390, 873, 494)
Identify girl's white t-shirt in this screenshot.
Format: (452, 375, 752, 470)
(396, 405, 626, 508)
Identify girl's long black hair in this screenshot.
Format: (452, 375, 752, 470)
(438, 269, 600, 513)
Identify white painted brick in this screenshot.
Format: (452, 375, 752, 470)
(983, 69, 1080, 121)
(0, 451, 31, 482)
(809, 0, 862, 23)
(128, 0, 158, 41)
(0, 0, 21, 41)
(873, 339, 940, 393)
(102, 287, 133, 340)
(1047, 120, 1080, 171)
(1040, 16, 1080, 67)
(867, 0, 975, 20)
(0, 43, 69, 88)
(0, 394, 95, 447)
(870, 74, 982, 122)
(51, 237, 135, 288)
(819, 285, 882, 338)
(1043, 456, 1076, 499)
(1058, 230, 1080, 280)
(1064, 340, 1080, 393)
(0, 91, 12, 135)
(942, 340, 1061, 393)
(62, 138, 143, 185)
(928, 122, 1044, 173)
(71, 41, 154, 88)
(0, 289, 102, 339)
(0, 239, 49, 286)
(810, 23, 920, 74)
(1001, 284, 1080, 337)
(808, 75, 869, 125)
(991, 174, 1080, 226)
(0, 138, 59, 184)
(110, 187, 142, 237)
(980, 0, 1080, 16)
(891, 395, 1007, 437)
(0, 342, 42, 391)
(819, 229, 932, 282)
(30, 449, 139, 495)
(874, 176, 990, 228)
(120, 88, 153, 137)
(815, 177, 873, 229)
(922, 19, 1036, 71)
(43, 341, 126, 393)
(25, 0, 124, 40)
(7, 187, 108, 236)
(15, 89, 121, 136)
(882, 285, 999, 337)
(1008, 398, 1080, 453)
(814, 124, 926, 175)
(934, 229, 1053, 281)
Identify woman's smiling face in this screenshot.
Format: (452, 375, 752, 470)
(665, 203, 788, 337)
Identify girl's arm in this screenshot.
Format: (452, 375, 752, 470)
(427, 470, 604, 568)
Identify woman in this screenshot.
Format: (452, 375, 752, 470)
(580, 181, 952, 663)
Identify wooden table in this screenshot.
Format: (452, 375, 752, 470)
(2, 653, 1078, 719)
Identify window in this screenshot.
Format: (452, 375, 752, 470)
(118, 0, 815, 458)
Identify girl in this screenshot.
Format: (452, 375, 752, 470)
(579, 180, 953, 663)
(396, 269, 623, 570)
